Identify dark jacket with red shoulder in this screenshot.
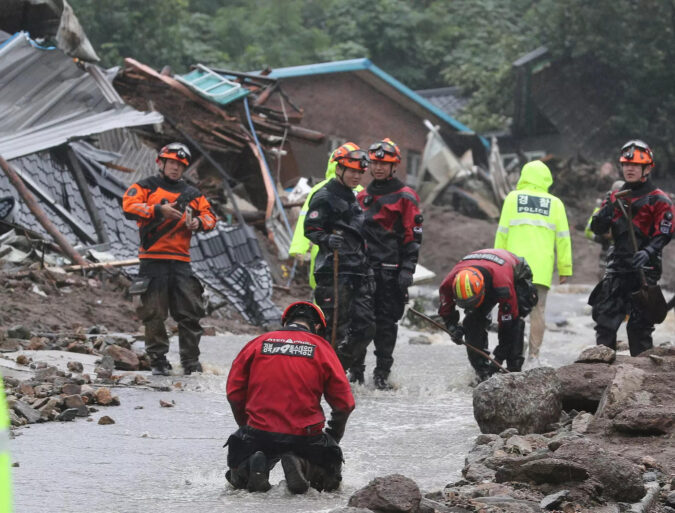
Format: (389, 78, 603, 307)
(357, 178, 422, 273)
(122, 175, 216, 262)
(439, 249, 522, 327)
(226, 325, 355, 440)
(591, 179, 674, 275)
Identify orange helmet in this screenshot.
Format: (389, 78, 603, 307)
(156, 142, 191, 167)
(452, 267, 485, 309)
(331, 142, 369, 172)
(281, 301, 327, 333)
(619, 140, 654, 168)
(369, 138, 401, 164)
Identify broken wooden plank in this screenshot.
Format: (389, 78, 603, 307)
(0, 156, 87, 266)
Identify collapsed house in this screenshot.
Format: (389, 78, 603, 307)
(0, 31, 320, 325)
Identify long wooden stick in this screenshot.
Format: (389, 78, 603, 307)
(408, 307, 509, 373)
(331, 249, 339, 348)
(0, 155, 87, 266)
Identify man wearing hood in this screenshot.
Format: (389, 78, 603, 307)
(494, 160, 572, 368)
(588, 140, 674, 356)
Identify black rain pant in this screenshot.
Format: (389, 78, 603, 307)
(314, 273, 375, 370)
(589, 272, 655, 356)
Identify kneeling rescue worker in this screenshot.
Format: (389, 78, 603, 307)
(225, 301, 354, 494)
(588, 140, 674, 355)
(122, 143, 216, 376)
(439, 249, 538, 381)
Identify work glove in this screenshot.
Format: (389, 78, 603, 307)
(446, 323, 464, 345)
(327, 233, 344, 250)
(632, 249, 650, 269)
(398, 269, 414, 290)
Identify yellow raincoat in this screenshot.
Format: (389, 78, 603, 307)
(494, 160, 572, 287)
(0, 374, 12, 513)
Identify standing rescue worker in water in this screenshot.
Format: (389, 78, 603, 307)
(289, 151, 364, 289)
(348, 138, 423, 390)
(225, 301, 354, 494)
(589, 140, 674, 355)
(123, 143, 217, 376)
(494, 160, 572, 368)
(304, 143, 375, 370)
(439, 249, 538, 382)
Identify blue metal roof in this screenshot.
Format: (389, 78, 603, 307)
(264, 58, 477, 135)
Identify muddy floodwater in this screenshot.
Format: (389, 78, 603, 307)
(10, 286, 675, 512)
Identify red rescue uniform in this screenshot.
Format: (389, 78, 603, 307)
(122, 175, 216, 262)
(227, 328, 355, 437)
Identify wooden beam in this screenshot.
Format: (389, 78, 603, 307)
(0, 156, 87, 266)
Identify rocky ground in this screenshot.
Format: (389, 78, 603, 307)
(329, 345, 675, 513)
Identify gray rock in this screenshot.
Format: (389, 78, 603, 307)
(104, 344, 140, 371)
(499, 428, 520, 438)
(540, 490, 569, 510)
(34, 365, 59, 381)
(553, 438, 645, 502)
(504, 435, 532, 456)
(63, 395, 88, 417)
(556, 362, 615, 412)
(666, 491, 675, 507)
(495, 457, 588, 484)
(408, 335, 431, 345)
(576, 345, 616, 363)
(12, 400, 42, 423)
(7, 325, 31, 339)
(348, 474, 421, 513)
(642, 472, 657, 482)
(571, 412, 594, 433)
(596, 364, 646, 419)
(612, 406, 674, 435)
(67, 361, 84, 373)
(57, 408, 79, 421)
(473, 368, 562, 434)
(328, 508, 373, 513)
(475, 434, 499, 445)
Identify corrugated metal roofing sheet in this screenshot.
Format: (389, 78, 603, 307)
(0, 32, 162, 160)
(177, 64, 251, 106)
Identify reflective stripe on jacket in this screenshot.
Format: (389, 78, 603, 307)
(122, 175, 216, 262)
(494, 161, 572, 287)
(0, 374, 12, 513)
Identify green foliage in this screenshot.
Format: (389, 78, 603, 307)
(69, 0, 675, 167)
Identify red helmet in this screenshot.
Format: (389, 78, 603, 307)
(619, 140, 654, 168)
(281, 301, 327, 332)
(156, 142, 191, 167)
(452, 267, 485, 309)
(369, 138, 401, 164)
(331, 142, 369, 172)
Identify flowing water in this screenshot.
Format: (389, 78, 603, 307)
(9, 286, 674, 512)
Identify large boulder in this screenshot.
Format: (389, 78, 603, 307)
(348, 474, 421, 513)
(612, 406, 675, 435)
(552, 438, 645, 502)
(575, 345, 616, 364)
(473, 368, 562, 434)
(555, 363, 615, 413)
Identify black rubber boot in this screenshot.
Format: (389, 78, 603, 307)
(281, 453, 310, 494)
(182, 361, 203, 375)
(373, 373, 393, 391)
(151, 360, 172, 376)
(348, 368, 364, 385)
(247, 451, 271, 492)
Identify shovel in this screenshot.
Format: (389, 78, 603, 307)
(614, 190, 668, 324)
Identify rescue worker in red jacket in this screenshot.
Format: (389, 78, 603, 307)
(348, 138, 423, 390)
(304, 142, 375, 370)
(225, 301, 354, 494)
(122, 143, 217, 376)
(589, 140, 675, 355)
(439, 249, 538, 381)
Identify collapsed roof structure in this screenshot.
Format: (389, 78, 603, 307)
(0, 30, 309, 325)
